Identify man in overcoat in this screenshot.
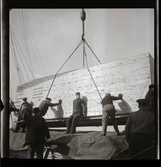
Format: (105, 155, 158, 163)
(125, 99, 154, 159)
(21, 107, 51, 159)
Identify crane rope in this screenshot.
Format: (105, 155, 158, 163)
(83, 42, 103, 101)
(46, 40, 83, 98)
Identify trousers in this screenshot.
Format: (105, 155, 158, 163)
(28, 143, 44, 159)
(129, 133, 153, 159)
(102, 104, 119, 135)
(66, 114, 82, 133)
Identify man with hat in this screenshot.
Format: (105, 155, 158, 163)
(39, 97, 61, 117)
(20, 97, 33, 119)
(145, 84, 155, 113)
(66, 92, 86, 134)
(9, 100, 19, 115)
(13, 97, 32, 132)
(125, 99, 154, 159)
(21, 107, 51, 159)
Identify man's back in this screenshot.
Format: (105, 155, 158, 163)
(21, 115, 50, 145)
(129, 109, 154, 134)
(39, 100, 48, 111)
(101, 95, 120, 106)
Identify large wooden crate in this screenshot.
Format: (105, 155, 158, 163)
(14, 53, 154, 119)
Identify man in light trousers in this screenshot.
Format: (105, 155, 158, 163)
(101, 93, 123, 136)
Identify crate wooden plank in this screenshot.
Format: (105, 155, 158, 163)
(15, 54, 154, 119)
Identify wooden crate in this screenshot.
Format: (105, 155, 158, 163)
(15, 53, 154, 119)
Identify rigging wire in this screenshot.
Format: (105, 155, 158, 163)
(46, 9, 102, 98)
(10, 31, 26, 82)
(10, 26, 35, 80)
(24, 9, 47, 77)
(19, 9, 34, 75)
(10, 28, 30, 81)
(10, 41, 25, 83)
(46, 40, 83, 98)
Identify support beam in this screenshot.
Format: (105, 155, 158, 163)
(1, 0, 9, 158)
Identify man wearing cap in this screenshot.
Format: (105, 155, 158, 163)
(39, 97, 60, 117)
(101, 93, 123, 136)
(20, 97, 33, 119)
(125, 99, 154, 159)
(145, 84, 155, 113)
(9, 101, 19, 115)
(13, 97, 32, 132)
(21, 107, 51, 159)
(66, 92, 86, 134)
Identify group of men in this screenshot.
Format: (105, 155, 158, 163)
(9, 84, 155, 159)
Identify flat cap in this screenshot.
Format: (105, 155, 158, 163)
(136, 99, 149, 104)
(46, 97, 52, 101)
(149, 84, 155, 89)
(23, 97, 27, 100)
(33, 107, 40, 114)
(105, 93, 111, 97)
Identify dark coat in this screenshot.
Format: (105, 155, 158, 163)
(20, 101, 33, 119)
(125, 109, 154, 142)
(21, 114, 50, 145)
(145, 89, 154, 113)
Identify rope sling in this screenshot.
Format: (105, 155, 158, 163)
(46, 9, 102, 101)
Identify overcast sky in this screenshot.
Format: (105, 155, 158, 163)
(9, 8, 154, 100)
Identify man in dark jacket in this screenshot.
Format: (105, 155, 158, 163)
(145, 84, 155, 114)
(21, 107, 51, 159)
(13, 97, 32, 132)
(101, 93, 123, 136)
(20, 97, 33, 119)
(125, 99, 154, 159)
(66, 92, 86, 134)
(39, 97, 60, 117)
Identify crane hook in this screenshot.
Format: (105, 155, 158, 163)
(80, 8, 86, 22)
